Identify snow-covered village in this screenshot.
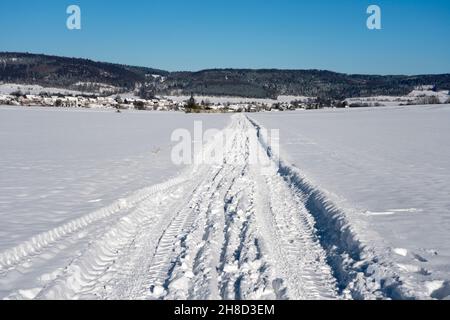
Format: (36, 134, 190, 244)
(0, 91, 183, 111)
(1, 83, 448, 112)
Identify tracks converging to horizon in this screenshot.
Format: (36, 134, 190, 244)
(0, 114, 392, 300)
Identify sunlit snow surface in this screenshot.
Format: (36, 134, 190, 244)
(0, 107, 230, 251)
(250, 105, 450, 298)
(1, 105, 450, 299)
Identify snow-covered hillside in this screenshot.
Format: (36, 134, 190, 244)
(0, 83, 89, 96)
(345, 88, 450, 107)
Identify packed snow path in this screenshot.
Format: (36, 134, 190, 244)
(0, 115, 339, 300)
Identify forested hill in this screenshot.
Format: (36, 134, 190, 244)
(1, 52, 450, 99)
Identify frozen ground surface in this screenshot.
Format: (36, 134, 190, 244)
(250, 105, 450, 299)
(0, 109, 338, 300)
(0, 105, 449, 300)
(0, 106, 229, 252)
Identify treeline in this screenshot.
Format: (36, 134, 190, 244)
(1, 52, 450, 100)
(152, 70, 450, 99)
(0, 52, 166, 94)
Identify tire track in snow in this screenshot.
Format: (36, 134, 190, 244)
(2, 114, 342, 300)
(32, 181, 190, 299)
(239, 116, 338, 300)
(101, 164, 219, 300)
(144, 166, 224, 300)
(218, 170, 275, 300)
(90, 158, 228, 300)
(164, 166, 228, 300)
(0, 176, 187, 272)
(161, 123, 249, 300)
(216, 130, 276, 300)
(246, 115, 403, 300)
(252, 164, 338, 299)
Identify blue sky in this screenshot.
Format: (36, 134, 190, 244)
(0, 0, 449, 74)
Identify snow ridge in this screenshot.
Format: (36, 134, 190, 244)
(2, 114, 421, 300)
(0, 176, 187, 271)
(247, 116, 405, 299)
(1, 115, 341, 300)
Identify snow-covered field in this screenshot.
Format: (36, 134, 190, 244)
(345, 90, 450, 107)
(250, 105, 450, 299)
(0, 104, 449, 300)
(0, 106, 229, 251)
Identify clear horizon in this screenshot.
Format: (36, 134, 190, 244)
(1, 0, 450, 75)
